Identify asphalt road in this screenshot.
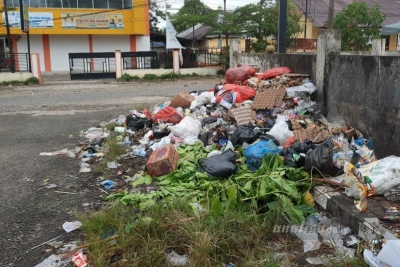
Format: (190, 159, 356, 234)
(0, 78, 218, 266)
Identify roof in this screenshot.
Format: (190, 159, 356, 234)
(177, 24, 213, 40)
(291, 0, 400, 28)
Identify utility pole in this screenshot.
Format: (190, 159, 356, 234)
(3, 0, 15, 72)
(304, 0, 308, 39)
(327, 0, 334, 29)
(278, 0, 287, 53)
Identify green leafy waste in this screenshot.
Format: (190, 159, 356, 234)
(106, 142, 316, 223)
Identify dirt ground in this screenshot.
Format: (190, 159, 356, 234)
(0, 78, 219, 267)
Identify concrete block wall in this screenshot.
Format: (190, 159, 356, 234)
(239, 52, 400, 158)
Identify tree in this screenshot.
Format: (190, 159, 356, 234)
(232, 0, 302, 52)
(169, 0, 217, 33)
(149, 0, 167, 33)
(333, 2, 386, 51)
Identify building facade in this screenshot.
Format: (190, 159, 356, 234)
(0, 0, 150, 71)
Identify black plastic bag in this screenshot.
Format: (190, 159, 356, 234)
(152, 123, 170, 139)
(202, 117, 218, 127)
(198, 149, 237, 177)
(305, 138, 341, 176)
(281, 140, 312, 168)
(126, 114, 145, 131)
(230, 123, 259, 146)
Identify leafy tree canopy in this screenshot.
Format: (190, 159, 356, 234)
(333, 2, 386, 51)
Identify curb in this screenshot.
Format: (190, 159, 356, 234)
(313, 186, 388, 242)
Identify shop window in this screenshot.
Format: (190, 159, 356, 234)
(30, 0, 47, 7)
(109, 0, 123, 9)
(93, 0, 108, 9)
(62, 0, 78, 8)
(2, 0, 17, 7)
(78, 0, 92, 8)
(48, 0, 62, 7)
(123, 0, 132, 9)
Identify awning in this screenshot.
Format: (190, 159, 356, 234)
(382, 21, 400, 35)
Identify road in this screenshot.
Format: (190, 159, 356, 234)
(0, 78, 219, 266)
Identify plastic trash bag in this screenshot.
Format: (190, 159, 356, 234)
(286, 82, 317, 97)
(305, 138, 341, 176)
(376, 231, 400, 267)
(199, 149, 238, 177)
(222, 84, 257, 103)
(216, 90, 236, 109)
(245, 139, 280, 171)
(256, 67, 291, 80)
(225, 65, 256, 84)
(152, 107, 183, 124)
(347, 156, 400, 195)
(267, 115, 294, 146)
(230, 123, 259, 146)
(281, 140, 312, 168)
(169, 116, 202, 140)
(190, 91, 214, 109)
(343, 162, 375, 212)
(126, 114, 145, 131)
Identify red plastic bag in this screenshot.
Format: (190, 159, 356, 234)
(152, 107, 183, 124)
(256, 67, 291, 80)
(225, 65, 256, 84)
(223, 84, 256, 103)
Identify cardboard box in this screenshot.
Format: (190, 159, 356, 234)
(169, 91, 195, 108)
(146, 143, 179, 177)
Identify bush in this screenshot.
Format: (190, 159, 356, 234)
(143, 74, 158, 80)
(120, 73, 139, 81)
(24, 77, 39, 84)
(216, 69, 225, 76)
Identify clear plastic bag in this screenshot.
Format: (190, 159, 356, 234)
(267, 115, 294, 146)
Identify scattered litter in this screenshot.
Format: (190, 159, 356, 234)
(30, 235, 62, 251)
(107, 161, 118, 169)
(72, 251, 88, 267)
(23, 177, 34, 182)
(45, 183, 57, 189)
(46, 241, 64, 248)
(306, 257, 324, 265)
(165, 250, 189, 266)
(101, 180, 116, 189)
(40, 149, 76, 158)
(62, 221, 82, 233)
(34, 253, 71, 267)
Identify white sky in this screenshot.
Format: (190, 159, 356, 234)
(159, 0, 259, 29)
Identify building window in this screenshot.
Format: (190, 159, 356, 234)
(48, 0, 62, 7)
(2, 0, 132, 9)
(62, 0, 77, 8)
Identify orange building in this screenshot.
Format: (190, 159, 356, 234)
(0, 0, 150, 71)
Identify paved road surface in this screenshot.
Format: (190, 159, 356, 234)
(0, 78, 218, 266)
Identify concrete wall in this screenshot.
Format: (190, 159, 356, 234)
(326, 55, 400, 158)
(92, 35, 130, 52)
(136, 36, 151, 51)
(123, 66, 222, 78)
(50, 35, 89, 71)
(0, 72, 32, 82)
(17, 35, 45, 71)
(240, 53, 317, 82)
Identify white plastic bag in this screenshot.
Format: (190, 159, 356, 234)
(354, 156, 400, 195)
(267, 115, 294, 146)
(286, 82, 316, 97)
(190, 91, 214, 109)
(377, 231, 400, 267)
(169, 116, 201, 140)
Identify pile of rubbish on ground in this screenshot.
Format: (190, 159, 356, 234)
(40, 65, 400, 267)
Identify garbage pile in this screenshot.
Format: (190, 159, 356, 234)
(39, 65, 400, 266)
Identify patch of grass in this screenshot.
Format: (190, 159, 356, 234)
(24, 76, 39, 84)
(80, 198, 283, 267)
(143, 74, 158, 80)
(104, 134, 127, 162)
(105, 122, 116, 132)
(0, 77, 39, 86)
(120, 73, 139, 81)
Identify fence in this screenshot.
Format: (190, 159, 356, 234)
(121, 50, 222, 70)
(0, 53, 31, 72)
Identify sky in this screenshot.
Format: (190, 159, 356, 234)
(166, 0, 259, 11)
(159, 0, 259, 29)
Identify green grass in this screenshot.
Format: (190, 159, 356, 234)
(0, 77, 39, 86)
(104, 134, 127, 162)
(79, 198, 287, 267)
